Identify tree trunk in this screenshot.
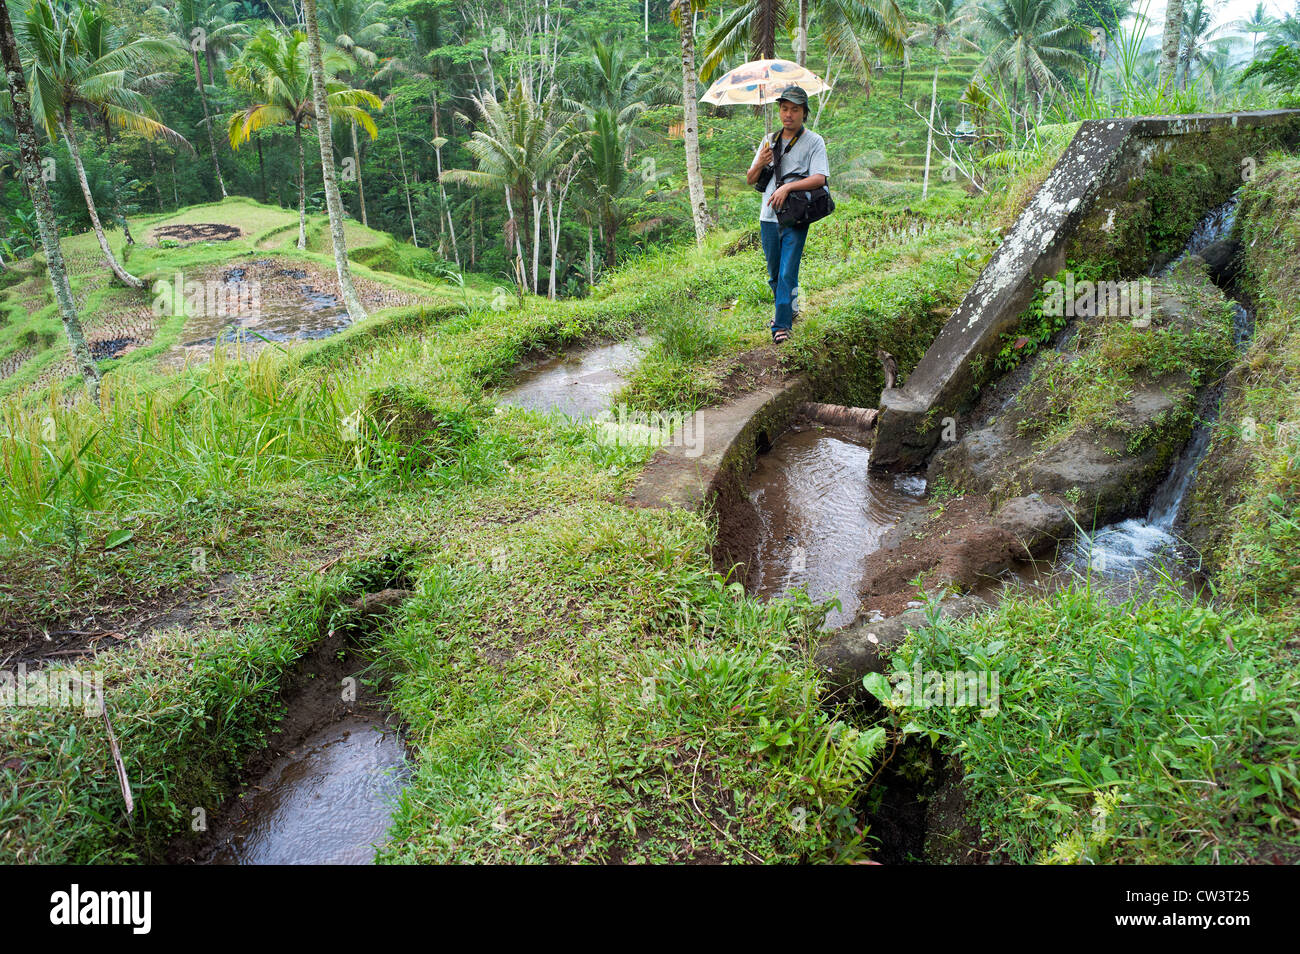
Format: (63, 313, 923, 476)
(350, 121, 367, 226)
(147, 141, 165, 211)
(303, 0, 367, 320)
(0, 0, 99, 400)
(61, 119, 144, 289)
(295, 122, 307, 249)
(192, 49, 227, 198)
(391, 97, 418, 246)
(530, 188, 541, 294)
(504, 186, 525, 286)
(546, 181, 556, 300)
(1159, 0, 1185, 90)
(257, 136, 267, 202)
(922, 65, 938, 199)
(675, 0, 709, 244)
(797, 0, 808, 67)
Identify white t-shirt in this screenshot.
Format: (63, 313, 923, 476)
(753, 126, 830, 224)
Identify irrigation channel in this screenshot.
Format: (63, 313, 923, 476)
(192, 339, 654, 864)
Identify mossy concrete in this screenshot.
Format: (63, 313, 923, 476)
(872, 109, 1300, 473)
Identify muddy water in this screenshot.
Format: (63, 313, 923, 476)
(160, 261, 352, 368)
(748, 424, 929, 629)
(499, 337, 649, 419)
(210, 715, 408, 866)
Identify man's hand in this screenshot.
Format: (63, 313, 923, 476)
(756, 141, 773, 169)
(767, 184, 791, 211)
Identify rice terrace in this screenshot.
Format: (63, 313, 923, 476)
(0, 0, 1297, 925)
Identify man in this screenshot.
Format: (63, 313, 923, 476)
(745, 85, 829, 345)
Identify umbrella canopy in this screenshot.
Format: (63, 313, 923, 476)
(700, 59, 832, 107)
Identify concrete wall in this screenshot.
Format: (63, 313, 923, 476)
(870, 109, 1300, 473)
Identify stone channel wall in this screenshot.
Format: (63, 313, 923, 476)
(871, 109, 1300, 473)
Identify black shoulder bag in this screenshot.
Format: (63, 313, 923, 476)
(775, 171, 835, 228)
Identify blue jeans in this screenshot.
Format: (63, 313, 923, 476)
(761, 220, 808, 334)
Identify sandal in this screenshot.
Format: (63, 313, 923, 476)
(773, 328, 791, 345)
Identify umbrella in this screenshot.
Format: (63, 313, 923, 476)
(700, 59, 832, 135)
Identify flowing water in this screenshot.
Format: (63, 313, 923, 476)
(748, 424, 929, 629)
(498, 338, 649, 419)
(1063, 197, 1252, 591)
(209, 715, 409, 866)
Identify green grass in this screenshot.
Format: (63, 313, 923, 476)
(0, 190, 992, 863)
(885, 584, 1298, 864)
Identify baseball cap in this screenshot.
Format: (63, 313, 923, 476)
(776, 85, 808, 107)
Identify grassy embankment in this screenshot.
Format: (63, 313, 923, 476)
(0, 181, 999, 862)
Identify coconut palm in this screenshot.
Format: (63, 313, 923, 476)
(700, 0, 906, 84)
(569, 36, 666, 268)
(320, 0, 388, 226)
(1265, 3, 1300, 52)
(19, 0, 186, 290)
(671, 0, 710, 244)
(226, 25, 380, 255)
(1234, 2, 1276, 60)
(1179, 0, 1237, 89)
(0, 0, 98, 398)
(443, 82, 576, 295)
(1159, 0, 1185, 87)
(908, 0, 977, 198)
(149, 1, 247, 198)
(302, 0, 370, 320)
(975, 0, 1089, 113)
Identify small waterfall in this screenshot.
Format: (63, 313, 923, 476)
(1072, 202, 1250, 583)
(1155, 195, 1240, 277)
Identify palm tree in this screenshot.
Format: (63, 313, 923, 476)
(1160, 0, 1186, 88)
(975, 0, 1088, 113)
(20, 0, 186, 290)
(226, 26, 379, 255)
(671, 0, 710, 244)
(570, 37, 665, 268)
(302, 0, 369, 320)
(444, 83, 575, 295)
(1264, 3, 1300, 52)
(320, 0, 388, 227)
(1234, 2, 1276, 60)
(149, 1, 246, 198)
(701, 0, 906, 84)
(1177, 0, 1233, 88)
(0, 0, 98, 399)
(909, 0, 977, 198)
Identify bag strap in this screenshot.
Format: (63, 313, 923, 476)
(771, 128, 801, 187)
